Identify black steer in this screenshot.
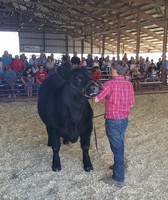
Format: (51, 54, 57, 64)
(38, 67, 100, 172)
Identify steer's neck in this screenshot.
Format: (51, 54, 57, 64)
(63, 84, 86, 122)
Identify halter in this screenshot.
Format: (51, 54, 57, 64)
(70, 79, 97, 98)
(81, 80, 97, 98)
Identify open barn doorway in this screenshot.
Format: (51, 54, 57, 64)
(0, 31, 19, 56)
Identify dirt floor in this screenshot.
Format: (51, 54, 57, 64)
(0, 94, 168, 200)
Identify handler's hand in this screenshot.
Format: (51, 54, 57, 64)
(94, 96, 99, 103)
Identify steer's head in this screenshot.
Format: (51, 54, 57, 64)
(70, 68, 100, 98)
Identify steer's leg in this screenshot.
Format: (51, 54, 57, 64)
(46, 126, 62, 172)
(80, 123, 93, 172)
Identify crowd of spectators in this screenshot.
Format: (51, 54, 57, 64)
(121, 53, 162, 90)
(0, 51, 53, 97)
(0, 50, 163, 98)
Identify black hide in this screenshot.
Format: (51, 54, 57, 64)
(38, 67, 99, 172)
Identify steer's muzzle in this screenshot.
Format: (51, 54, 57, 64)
(85, 82, 100, 97)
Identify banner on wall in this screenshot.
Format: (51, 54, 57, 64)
(24, 45, 40, 52)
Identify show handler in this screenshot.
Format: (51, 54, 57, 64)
(94, 60, 135, 188)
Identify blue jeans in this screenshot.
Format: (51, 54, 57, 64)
(105, 118, 128, 182)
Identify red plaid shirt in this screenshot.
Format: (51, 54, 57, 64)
(96, 76, 135, 119)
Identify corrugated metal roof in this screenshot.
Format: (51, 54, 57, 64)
(0, 0, 167, 53)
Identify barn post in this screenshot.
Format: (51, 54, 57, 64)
(162, 0, 168, 83)
(73, 40, 75, 53)
(81, 39, 84, 59)
(117, 15, 121, 60)
(65, 33, 69, 52)
(43, 32, 46, 53)
(102, 35, 105, 57)
(136, 9, 140, 61)
(90, 23, 93, 57)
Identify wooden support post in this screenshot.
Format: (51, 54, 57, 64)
(162, 0, 168, 83)
(102, 35, 105, 56)
(136, 9, 140, 61)
(117, 15, 120, 60)
(81, 39, 84, 59)
(73, 40, 75, 53)
(43, 32, 45, 53)
(91, 23, 93, 56)
(65, 33, 68, 52)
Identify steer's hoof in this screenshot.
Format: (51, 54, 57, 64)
(84, 165, 93, 172)
(52, 165, 62, 172)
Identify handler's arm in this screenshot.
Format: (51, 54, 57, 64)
(94, 83, 110, 103)
(94, 96, 99, 103)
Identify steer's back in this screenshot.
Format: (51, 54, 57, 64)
(38, 73, 66, 127)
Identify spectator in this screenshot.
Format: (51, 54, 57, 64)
(0, 61, 4, 85)
(156, 58, 162, 72)
(0, 50, 12, 69)
(36, 53, 47, 67)
(131, 63, 141, 90)
(20, 54, 29, 69)
(29, 54, 37, 66)
(3, 65, 17, 98)
(128, 56, 136, 72)
(122, 53, 128, 64)
(32, 62, 39, 75)
(85, 54, 93, 70)
(145, 57, 150, 68)
(79, 57, 87, 67)
(139, 59, 148, 75)
(35, 65, 48, 89)
(46, 57, 55, 76)
(99, 54, 105, 69)
(12, 55, 25, 76)
(111, 56, 116, 64)
(49, 64, 58, 76)
(71, 52, 80, 68)
(21, 66, 34, 97)
(50, 53, 56, 63)
(64, 51, 70, 63)
(90, 56, 101, 83)
(101, 56, 110, 74)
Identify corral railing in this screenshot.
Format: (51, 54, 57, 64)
(0, 83, 38, 102)
(0, 74, 167, 102)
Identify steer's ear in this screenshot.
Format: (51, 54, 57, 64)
(57, 62, 72, 80)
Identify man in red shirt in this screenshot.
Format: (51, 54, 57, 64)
(12, 55, 25, 76)
(94, 60, 135, 188)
